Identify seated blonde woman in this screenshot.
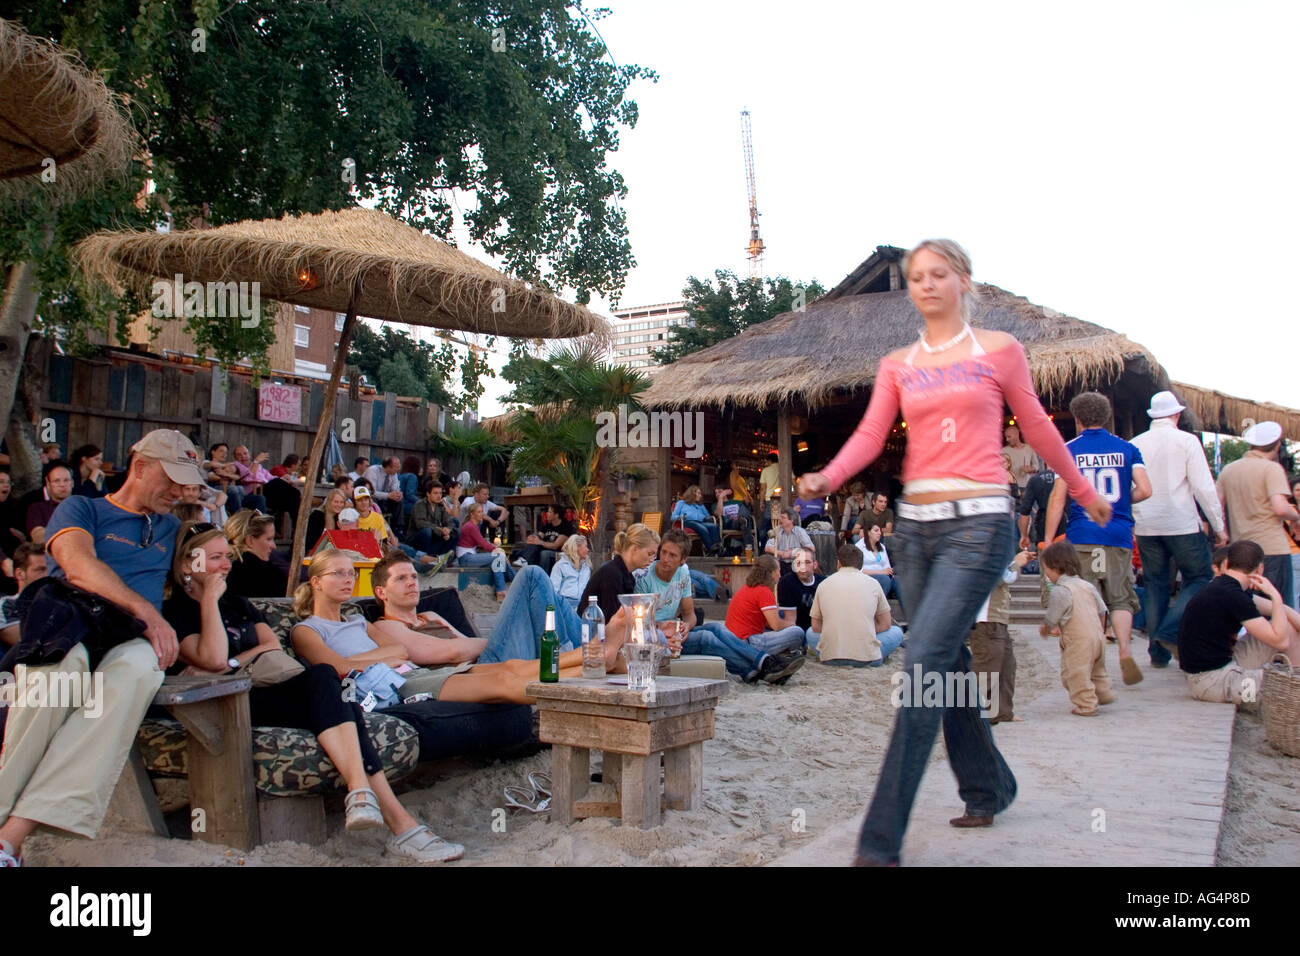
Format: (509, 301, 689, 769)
(224, 509, 288, 598)
(549, 533, 592, 613)
(162, 524, 463, 864)
(290, 549, 592, 708)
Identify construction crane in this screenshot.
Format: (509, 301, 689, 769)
(740, 110, 765, 279)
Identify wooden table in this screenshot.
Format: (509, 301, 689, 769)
(711, 559, 754, 598)
(525, 676, 728, 829)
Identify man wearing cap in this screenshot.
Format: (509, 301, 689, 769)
(1217, 421, 1300, 608)
(0, 429, 200, 867)
(1131, 391, 1228, 667)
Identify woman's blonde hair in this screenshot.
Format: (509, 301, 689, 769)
(167, 524, 228, 598)
(613, 522, 660, 555)
(680, 484, 701, 502)
(903, 238, 976, 319)
(560, 533, 591, 569)
(319, 488, 347, 531)
(225, 510, 277, 559)
(293, 548, 362, 619)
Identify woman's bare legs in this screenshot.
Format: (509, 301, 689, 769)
(316, 722, 419, 835)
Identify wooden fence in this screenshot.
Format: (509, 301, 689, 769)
(40, 349, 443, 474)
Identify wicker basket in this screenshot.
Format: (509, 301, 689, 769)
(1261, 654, 1300, 758)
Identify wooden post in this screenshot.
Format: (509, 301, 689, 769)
(286, 289, 360, 595)
(777, 404, 793, 508)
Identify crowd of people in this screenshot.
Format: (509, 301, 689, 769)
(1, 240, 1299, 870)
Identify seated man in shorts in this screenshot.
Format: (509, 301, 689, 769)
(1178, 540, 1297, 708)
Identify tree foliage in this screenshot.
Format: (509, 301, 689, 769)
(1, 0, 655, 374)
(652, 271, 827, 365)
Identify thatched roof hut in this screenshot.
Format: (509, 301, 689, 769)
(1172, 382, 1300, 440)
(641, 281, 1166, 414)
(623, 244, 1300, 518)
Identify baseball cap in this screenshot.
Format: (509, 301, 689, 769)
(132, 429, 206, 485)
(339, 508, 360, 523)
(353, 486, 371, 499)
(1243, 421, 1283, 447)
(1146, 390, 1186, 419)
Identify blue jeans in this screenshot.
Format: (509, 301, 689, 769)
(455, 550, 515, 594)
(806, 624, 903, 664)
(746, 625, 805, 656)
(688, 568, 719, 599)
(1263, 553, 1295, 611)
(683, 520, 720, 550)
(406, 527, 456, 556)
(869, 573, 899, 601)
(227, 489, 267, 514)
(682, 621, 766, 680)
(856, 511, 1018, 864)
(1136, 533, 1213, 665)
(479, 566, 581, 662)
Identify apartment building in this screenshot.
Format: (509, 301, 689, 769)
(608, 301, 693, 369)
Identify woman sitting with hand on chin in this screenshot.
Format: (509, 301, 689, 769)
(162, 524, 464, 864)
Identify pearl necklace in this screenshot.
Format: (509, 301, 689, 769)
(917, 322, 972, 355)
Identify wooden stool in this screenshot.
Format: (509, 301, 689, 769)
(525, 676, 728, 829)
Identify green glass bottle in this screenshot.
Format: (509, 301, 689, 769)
(539, 605, 559, 683)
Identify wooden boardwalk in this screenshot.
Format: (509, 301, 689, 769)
(772, 623, 1237, 866)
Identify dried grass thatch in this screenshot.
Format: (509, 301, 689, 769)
(76, 207, 610, 343)
(1171, 381, 1300, 440)
(0, 18, 134, 196)
(642, 284, 1165, 410)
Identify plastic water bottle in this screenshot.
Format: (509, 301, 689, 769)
(581, 597, 606, 679)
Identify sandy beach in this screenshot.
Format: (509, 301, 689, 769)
(17, 605, 1300, 867)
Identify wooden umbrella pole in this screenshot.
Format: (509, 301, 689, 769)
(286, 289, 360, 596)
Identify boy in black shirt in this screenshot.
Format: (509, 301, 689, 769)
(1178, 540, 1294, 707)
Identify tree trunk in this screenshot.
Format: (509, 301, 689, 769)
(0, 260, 44, 494)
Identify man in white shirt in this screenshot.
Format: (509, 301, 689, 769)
(807, 544, 903, 666)
(1001, 424, 1042, 491)
(362, 456, 404, 523)
(1131, 391, 1227, 667)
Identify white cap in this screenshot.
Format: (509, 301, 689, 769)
(339, 507, 360, 523)
(1242, 421, 1283, 446)
(1146, 390, 1185, 419)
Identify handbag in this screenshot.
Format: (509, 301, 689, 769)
(236, 648, 305, 688)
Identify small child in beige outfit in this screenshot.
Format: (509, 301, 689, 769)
(1039, 541, 1116, 716)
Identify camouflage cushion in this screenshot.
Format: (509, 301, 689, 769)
(137, 709, 420, 797)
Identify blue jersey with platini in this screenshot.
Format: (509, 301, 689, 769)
(1064, 428, 1145, 548)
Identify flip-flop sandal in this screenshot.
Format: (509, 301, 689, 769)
(527, 771, 552, 798)
(344, 787, 385, 831)
(1120, 657, 1144, 685)
(504, 785, 551, 814)
(1071, 708, 1099, 717)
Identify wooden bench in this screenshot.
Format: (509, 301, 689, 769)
(111, 674, 328, 850)
(525, 676, 728, 829)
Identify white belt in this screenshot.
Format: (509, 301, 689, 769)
(896, 496, 1013, 522)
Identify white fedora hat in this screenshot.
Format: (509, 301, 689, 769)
(1242, 421, 1283, 447)
(1146, 391, 1185, 419)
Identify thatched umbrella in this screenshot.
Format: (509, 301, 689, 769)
(77, 206, 609, 593)
(0, 17, 133, 194)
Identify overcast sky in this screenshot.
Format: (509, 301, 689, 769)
(472, 0, 1299, 420)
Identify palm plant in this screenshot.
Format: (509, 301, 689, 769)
(430, 419, 511, 480)
(504, 343, 649, 546)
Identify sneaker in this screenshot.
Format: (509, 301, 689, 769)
(419, 552, 453, 575)
(763, 651, 806, 684)
(385, 824, 465, 864)
(0, 839, 20, 867)
(512, 556, 528, 568)
(753, 654, 783, 683)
